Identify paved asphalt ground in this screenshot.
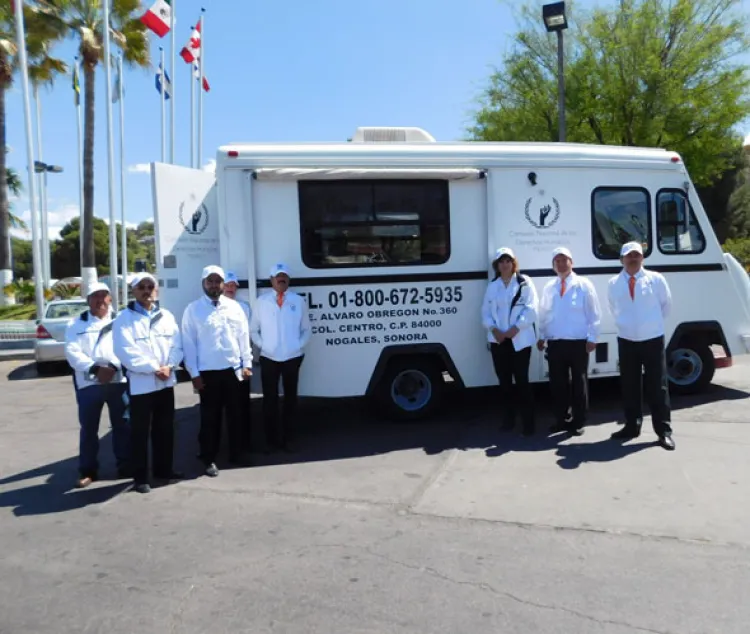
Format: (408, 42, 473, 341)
(1, 358, 749, 633)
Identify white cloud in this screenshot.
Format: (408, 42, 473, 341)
(101, 218, 138, 229)
(128, 163, 152, 174)
(202, 159, 216, 174)
(10, 204, 81, 241)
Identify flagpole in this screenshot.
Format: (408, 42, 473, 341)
(13, 0, 45, 318)
(170, 0, 176, 164)
(102, 0, 119, 309)
(75, 57, 84, 282)
(118, 55, 128, 308)
(160, 47, 166, 163)
(190, 49, 194, 168)
(33, 84, 49, 290)
(198, 8, 205, 169)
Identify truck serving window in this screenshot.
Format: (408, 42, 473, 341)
(591, 187, 652, 260)
(299, 180, 450, 268)
(656, 189, 706, 255)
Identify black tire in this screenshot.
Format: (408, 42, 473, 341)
(375, 356, 445, 421)
(667, 342, 715, 395)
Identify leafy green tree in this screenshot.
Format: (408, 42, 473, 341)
(470, 0, 750, 187)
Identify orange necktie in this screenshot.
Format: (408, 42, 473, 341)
(560, 278, 566, 298)
(628, 276, 636, 300)
(276, 292, 284, 308)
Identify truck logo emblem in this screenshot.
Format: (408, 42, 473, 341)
(525, 197, 560, 229)
(179, 202, 209, 235)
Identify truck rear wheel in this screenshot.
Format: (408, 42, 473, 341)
(667, 342, 715, 395)
(376, 356, 444, 421)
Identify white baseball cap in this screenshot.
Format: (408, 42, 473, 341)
(552, 246, 573, 261)
(270, 263, 291, 278)
(620, 242, 644, 257)
(86, 282, 110, 297)
(224, 271, 240, 285)
(130, 273, 157, 289)
(492, 247, 515, 262)
(202, 265, 225, 280)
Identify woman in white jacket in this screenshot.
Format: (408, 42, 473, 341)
(481, 247, 539, 435)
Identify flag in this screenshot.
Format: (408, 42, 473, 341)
(193, 62, 210, 92)
(140, 0, 172, 37)
(72, 64, 80, 106)
(180, 22, 201, 64)
(112, 65, 123, 103)
(155, 63, 171, 99)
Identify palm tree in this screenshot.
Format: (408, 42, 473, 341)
(31, 0, 149, 287)
(6, 166, 26, 230)
(0, 4, 65, 306)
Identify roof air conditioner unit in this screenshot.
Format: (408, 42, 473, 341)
(351, 127, 436, 143)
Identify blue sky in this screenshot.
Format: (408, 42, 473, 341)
(6, 0, 750, 240)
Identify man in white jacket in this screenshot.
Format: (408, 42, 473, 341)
(250, 263, 311, 452)
(113, 273, 184, 494)
(65, 282, 129, 489)
(182, 265, 252, 477)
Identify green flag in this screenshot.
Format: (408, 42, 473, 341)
(72, 63, 80, 107)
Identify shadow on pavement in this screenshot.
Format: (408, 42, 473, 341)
(554, 439, 658, 470)
(0, 437, 131, 517)
(6, 361, 71, 381)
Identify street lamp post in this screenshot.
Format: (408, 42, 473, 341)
(543, 2, 569, 142)
(34, 160, 63, 289)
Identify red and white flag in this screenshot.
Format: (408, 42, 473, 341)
(140, 0, 172, 38)
(193, 62, 210, 92)
(180, 22, 202, 64)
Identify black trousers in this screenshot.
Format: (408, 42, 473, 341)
(198, 368, 242, 465)
(490, 341, 534, 429)
(129, 387, 175, 485)
(260, 355, 303, 447)
(618, 336, 672, 435)
(547, 339, 589, 428)
(238, 378, 252, 451)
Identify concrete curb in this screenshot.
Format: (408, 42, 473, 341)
(0, 349, 34, 362)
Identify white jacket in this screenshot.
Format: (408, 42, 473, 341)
(112, 302, 183, 396)
(481, 274, 539, 351)
(64, 309, 126, 390)
(181, 295, 252, 378)
(250, 290, 311, 362)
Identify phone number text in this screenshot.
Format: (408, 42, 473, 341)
(325, 286, 464, 309)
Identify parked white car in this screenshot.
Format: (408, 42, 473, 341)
(34, 299, 88, 374)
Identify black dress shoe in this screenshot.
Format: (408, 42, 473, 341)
(568, 426, 585, 437)
(658, 435, 676, 451)
(205, 463, 219, 477)
(134, 483, 151, 494)
(611, 427, 640, 440)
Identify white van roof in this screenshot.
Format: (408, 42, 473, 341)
(217, 138, 683, 172)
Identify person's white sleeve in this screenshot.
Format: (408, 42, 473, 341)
(607, 278, 617, 319)
(167, 316, 184, 369)
(237, 307, 253, 369)
(481, 283, 494, 330)
(658, 274, 672, 319)
(250, 301, 263, 350)
(514, 278, 538, 331)
(64, 320, 95, 373)
(112, 318, 160, 374)
(585, 280, 602, 343)
(537, 282, 553, 340)
(299, 300, 312, 349)
(180, 305, 200, 378)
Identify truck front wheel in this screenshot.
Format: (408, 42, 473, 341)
(667, 342, 715, 395)
(376, 357, 444, 421)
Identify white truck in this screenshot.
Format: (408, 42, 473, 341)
(151, 126, 750, 419)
